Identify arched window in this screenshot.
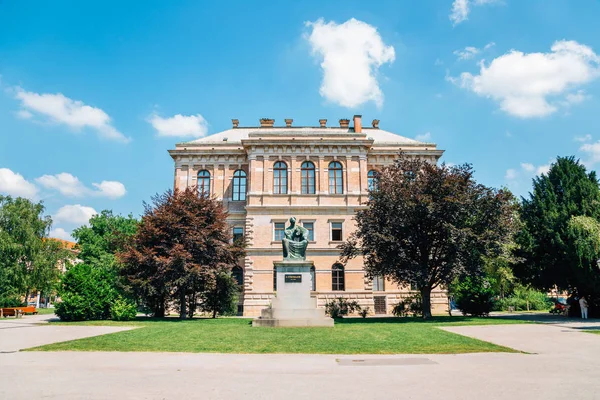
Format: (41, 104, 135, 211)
(368, 170, 379, 192)
(332, 263, 345, 291)
(197, 170, 211, 197)
(232, 170, 247, 201)
(310, 265, 316, 291)
(328, 161, 343, 194)
(273, 161, 288, 194)
(232, 266, 244, 287)
(301, 161, 316, 194)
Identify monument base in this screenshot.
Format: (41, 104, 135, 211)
(252, 260, 334, 328)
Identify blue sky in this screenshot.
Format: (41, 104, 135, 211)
(2, 0, 600, 240)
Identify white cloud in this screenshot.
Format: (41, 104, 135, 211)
(415, 132, 432, 142)
(149, 113, 209, 138)
(36, 173, 87, 197)
(49, 227, 74, 242)
(520, 163, 535, 172)
(453, 42, 495, 61)
(35, 173, 126, 199)
(580, 141, 600, 166)
(16, 109, 33, 119)
(454, 46, 480, 60)
(450, 0, 469, 25)
(564, 90, 589, 105)
(505, 169, 518, 180)
(92, 181, 126, 199)
(14, 88, 130, 143)
(0, 168, 38, 199)
(305, 18, 395, 108)
(575, 134, 592, 143)
(450, 0, 501, 26)
(53, 204, 97, 225)
(452, 40, 600, 117)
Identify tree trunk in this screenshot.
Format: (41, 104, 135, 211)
(212, 309, 217, 319)
(421, 287, 432, 319)
(179, 289, 187, 320)
(153, 296, 165, 318)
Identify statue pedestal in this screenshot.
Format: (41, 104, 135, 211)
(252, 260, 334, 327)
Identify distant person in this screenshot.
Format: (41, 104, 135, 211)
(579, 296, 589, 319)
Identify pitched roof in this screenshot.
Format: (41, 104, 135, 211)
(181, 127, 431, 146)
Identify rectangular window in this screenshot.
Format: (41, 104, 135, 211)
(274, 222, 285, 241)
(303, 222, 314, 241)
(331, 222, 343, 241)
(233, 227, 244, 243)
(373, 275, 385, 291)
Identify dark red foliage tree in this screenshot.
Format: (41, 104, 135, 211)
(340, 157, 516, 318)
(119, 188, 243, 319)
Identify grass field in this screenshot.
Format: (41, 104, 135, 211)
(34, 308, 56, 315)
(585, 330, 600, 335)
(27, 316, 523, 354)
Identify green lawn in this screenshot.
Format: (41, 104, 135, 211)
(34, 308, 56, 315)
(585, 330, 600, 335)
(27, 316, 523, 354)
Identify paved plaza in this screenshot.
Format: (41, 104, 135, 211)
(0, 314, 599, 400)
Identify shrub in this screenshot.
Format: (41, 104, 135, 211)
(492, 286, 552, 312)
(110, 297, 138, 321)
(0, 296, 25, 307)
(54, 262, 118, 321)
(325, 298, 361, 318)
(359, 307, 370, 318)
(452, 276, 495, 316)
(199, 272, 240, 318)
(392, 294, 423, 317)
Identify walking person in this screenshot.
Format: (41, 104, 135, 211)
(579, 296, 589, 319)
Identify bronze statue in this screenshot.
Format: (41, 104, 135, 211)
(282, 217, 308, 260)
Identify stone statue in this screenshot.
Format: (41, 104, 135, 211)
(282, 217, 309, 260)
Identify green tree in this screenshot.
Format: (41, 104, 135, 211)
(199, 271, 239, 318)
(515, 157, 600, 313)
(340, 157, 516, 318)
(0, 195, 69, 306)
(55, 210, 138, 321)
(120, 188, 244, 319)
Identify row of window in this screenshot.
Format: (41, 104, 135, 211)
(227, 264, 385, 292)
(273, 221, 342, 242)
(196, 165, 379, 199)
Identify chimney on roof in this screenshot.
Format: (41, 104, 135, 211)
(232, 119, 239, 128)
(339, 119, 350, 129)
(372, 119, 380, 129)
(319, 119, 327, 128)
(353, 115, 362, 133)
(259, 118, 275, 128)
(285, 118, 293, 127)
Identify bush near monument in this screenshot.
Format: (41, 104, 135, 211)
(325, 298, 361, 318)
(340, 157, 516, 319)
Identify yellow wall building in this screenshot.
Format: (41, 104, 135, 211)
(169, 115, 448, 316)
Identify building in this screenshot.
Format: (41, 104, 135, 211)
(169, 115, 447, 316)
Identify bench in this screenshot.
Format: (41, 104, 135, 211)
(0, 307, 38, 317)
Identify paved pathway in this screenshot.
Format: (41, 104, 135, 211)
(0, 313, 131, 353)
(0, 314, 599, 399)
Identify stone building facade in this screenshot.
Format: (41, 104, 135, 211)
(169, 115, 447, 316)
